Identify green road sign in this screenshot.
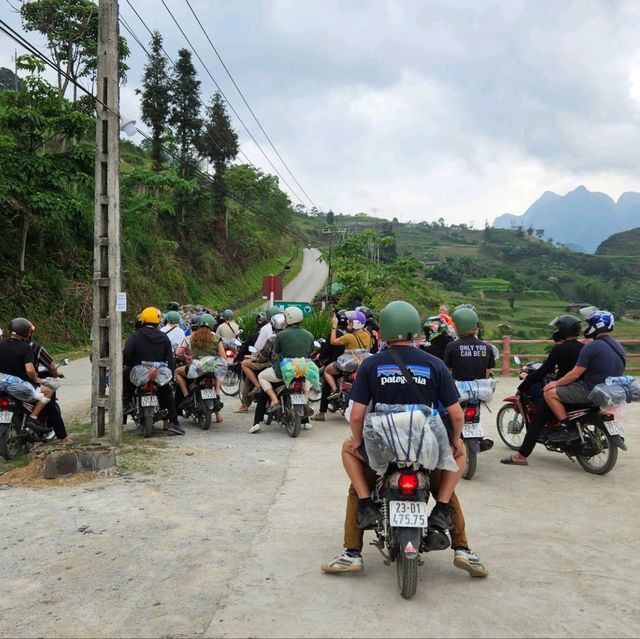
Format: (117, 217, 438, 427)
(274, 301, 315, 316)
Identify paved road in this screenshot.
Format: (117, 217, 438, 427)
(2, 380, 639, 638)
(282, 247, 328, 303)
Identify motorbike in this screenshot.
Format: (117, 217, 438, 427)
(220, 337, 243, 397)
(0, 358, 69, 460)
(495, 357, 626, 475)
(265, 375, 313, 438)
(127, 362, 173, 438)
(459, 399, 494, 480)
(180, 356, 224, 430)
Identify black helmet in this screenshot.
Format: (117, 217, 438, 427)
(336, 309, 348, 327)
(549, 314, 581, 342)
(355, 305, 374, 320)
(9, 317, 32, 339)
(256, 311, 268, 327)
(168, 301, 180, 311)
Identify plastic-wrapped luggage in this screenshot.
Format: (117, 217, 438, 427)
(279, 358, 320, 389)
(130, 362, 173, 387)
(588, 376, 640, 408)
(187, 356, 227, 380)
(0, 373, 37, 402)
(363, 403, 458, 475)
(455, 378, 496, 403)
(336, 349, 372, 373)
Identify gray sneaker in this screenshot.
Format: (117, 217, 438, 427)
(167, 423, 185, 436)
(321, 550, 363, 573)
(453, 548, 488, 577)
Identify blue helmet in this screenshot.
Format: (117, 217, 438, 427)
(584, 310, 614, 338)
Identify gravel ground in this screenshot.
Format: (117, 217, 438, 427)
(1, 379, 639, 638)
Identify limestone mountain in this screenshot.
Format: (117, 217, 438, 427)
(493, 185, 640, 253)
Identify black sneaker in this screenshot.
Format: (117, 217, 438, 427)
(26, 416, 49, 434)
(167, 423, 185, 436)
(356, 498, 380, 529)
(429, 502, 454, 531)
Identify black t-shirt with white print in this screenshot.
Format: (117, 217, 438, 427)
(443, 336, 495, 381)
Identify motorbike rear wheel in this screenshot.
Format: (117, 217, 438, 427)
(0, 419, 23, 460)
(197, 401, 212, 431)
(576, 422, 618, 475)
(284, 406, 302, 438)
(496, 404, 525, 450)
(462, 440, 477, 480)
(143, 407, 154, 438)
(396, 552, 418, 599)
(221, 370, 240, 397)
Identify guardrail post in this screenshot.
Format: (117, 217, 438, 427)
(502, 335, 511, 377)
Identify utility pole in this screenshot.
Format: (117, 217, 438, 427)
(91, 0, 123, 444)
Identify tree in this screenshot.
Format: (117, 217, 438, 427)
(0, 67, 21, 91)
(526, 225, 534, 236)
(326, 209, 335, 225)
(20, 0, 129, 101)
(0, 55, 93, 274)
(197, 92, 238, 237)
(534, 228, 544, 239)
(169, 48, 202, 223)
(138, 31, 171, 172)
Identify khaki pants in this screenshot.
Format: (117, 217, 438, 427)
(343, 467, 469, 552)
(241, 360, 267, 404)
(258, 366, 310, 393)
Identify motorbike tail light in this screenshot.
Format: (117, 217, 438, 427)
(602, 413, 615, 421)
(464, 405, 477, 421)
(202, 377, 214, 388)
(398, 473, 419, 495)
(0, 396, 10, 409)
(292, 380, 303, 392)
(143, 382, 155, 393)
(225, 350, 233, 357)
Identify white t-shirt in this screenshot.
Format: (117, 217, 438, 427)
(254, 323, 274, 352)
(161, 324, 186, 350)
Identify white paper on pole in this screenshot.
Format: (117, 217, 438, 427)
(115, 292, 127, 313)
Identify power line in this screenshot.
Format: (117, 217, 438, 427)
(183, 0, 317, 210)
(155, 0, 308, 207)
(0, 19, 312, 245)
(122, 0, 256, 170)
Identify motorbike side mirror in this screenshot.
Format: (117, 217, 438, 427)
(313, 340, 321, 349)
(234, 338, 242, 346)
(513, 356, 521, 365)
(59, 358, 70, 366)
(237, 328, 244, 335)
(248, 346, 257, 354)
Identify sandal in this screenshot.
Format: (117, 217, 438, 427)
(233, 406, 249, 413)
(500, 455, 528, 466)
(215, 413, 224, 424)
(312, 414, 325, 422)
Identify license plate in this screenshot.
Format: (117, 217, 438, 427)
(140, 395, 158, 407)
(0, 411, 12, 424)
(201, 389, 215, 400)
(463, 422, 483, 438)
(290, 393, 305, 405)
(389, 501, 427, 528)
(605, 419, 625, 436)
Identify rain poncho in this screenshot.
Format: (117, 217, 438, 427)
(279, 358, 320, 389)
(187, 355, 228, 380)
(363, 403, 458, 475)
(129, 361, 173, 387)
(336, 349, 372, 373)
(588, 376, 640, 408)
(455, 378, 496, 403)
(0, 373, 38, 402)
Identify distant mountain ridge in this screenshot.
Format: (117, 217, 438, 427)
(493, 186, 640, 253)
(595, 227, 640, 255)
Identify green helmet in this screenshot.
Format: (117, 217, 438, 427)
(452, 307, 479, 335)
(198, 313, 217, 331)
(266, 306, 280, 319)
(379, 301, 422, 342)
(223, 309, 234, 320)
(165, 311, 181, 324)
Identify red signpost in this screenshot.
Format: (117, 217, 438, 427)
(262, 273, 283, 306)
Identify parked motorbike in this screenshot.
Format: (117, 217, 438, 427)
(0, 359, 69, 460)
(496, 357, 625, 475)
(128, 362, 173, 438)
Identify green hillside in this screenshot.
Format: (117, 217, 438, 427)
(595, 227, 640, 256)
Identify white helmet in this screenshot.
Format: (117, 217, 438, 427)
(270, 313, 286, 331)
(284, 306, 304, 325)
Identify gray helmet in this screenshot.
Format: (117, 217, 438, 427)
(9, 318, 32, 339)
(271, 313, 286, 331)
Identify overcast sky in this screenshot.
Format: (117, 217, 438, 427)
(3, 0, 640, 225)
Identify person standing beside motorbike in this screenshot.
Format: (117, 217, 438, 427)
(311, 309, 348, 423)
(543, 310, 625, 442)
(0, 318, 54, 431)
(123, 307, 183, 435)
(216, 309, 240, 340)
(258, 307, 315, 413)
(501, 315, 584, 465)
(325, 310, 373, 401)
(175, 313, 226, 424)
